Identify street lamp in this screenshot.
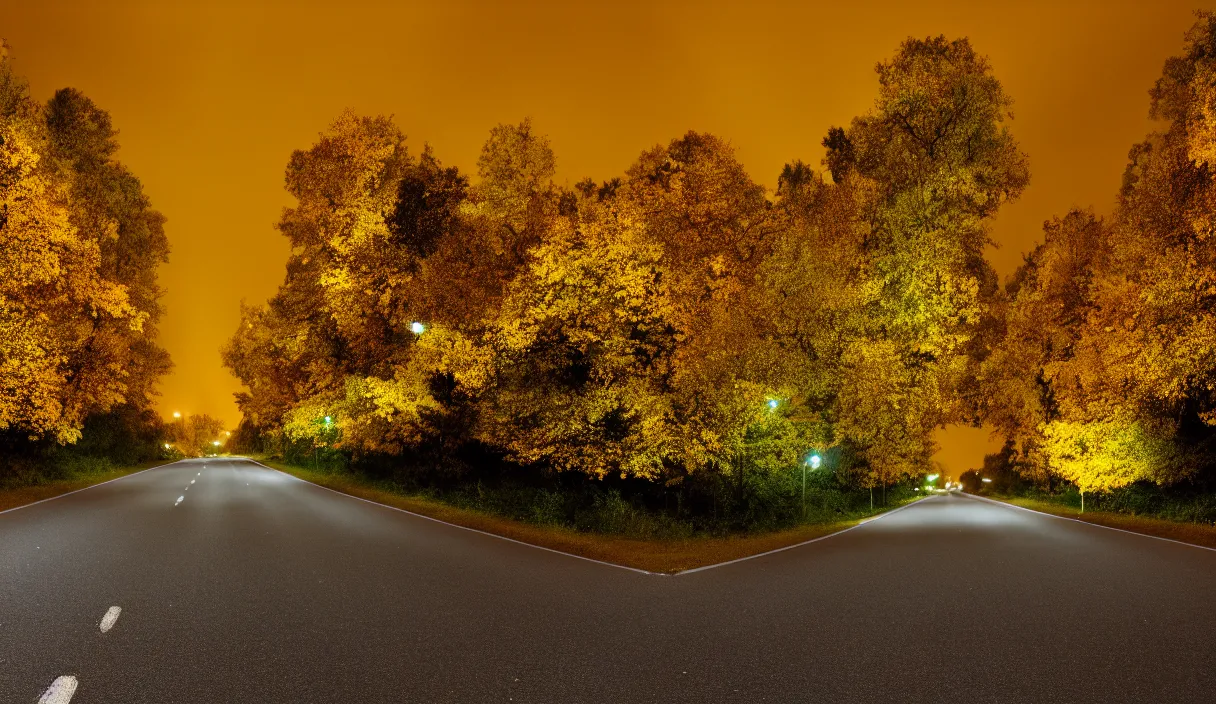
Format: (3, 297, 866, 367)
(410, 321, 426, 334)
(767, 399, 779, 410)
(173, 411, 181, 419)
(981, 477, 992, 483)
(802, 454, 823, 518)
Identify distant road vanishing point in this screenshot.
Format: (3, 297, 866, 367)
(3, 458, 1215, 703)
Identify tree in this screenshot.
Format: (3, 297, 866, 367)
(771, 36, 1030, 489)
(227, 35, 1034, 508)
(983, 14, 1216, 492)
(45, 88, 172, 413)
(615, 132, 791, 487)
(479, 200, 678, 479)
(979, 210, 1109, 480)
(0, 56, 152, 445)
(167, 413, 227, 457)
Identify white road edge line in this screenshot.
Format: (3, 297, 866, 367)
(674, 497, 932, 576)
(38, 675, 77, 704)
(0, 461, 185, 517)
(99, 606, 122, 633)
(237, 458, 658, 576)
(233, 457, 932, 578)
(961, 492, 1216, 554)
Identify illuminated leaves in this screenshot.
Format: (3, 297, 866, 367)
(0, 68, 162, 444)
(981, 14, 1216, 489)
(480, 202, 677, 479)
(228, 35, 1038, 491)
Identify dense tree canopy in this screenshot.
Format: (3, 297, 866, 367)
(228, 21, 1216, 504)
(225, 34, 1031, 498)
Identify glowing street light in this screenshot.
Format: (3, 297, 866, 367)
(164, 443, 172, 450)
(324, 416, 332, 425)
(173, 411, 181, 419)
(767, 399, 779, 410)
(410, 321, 426, 334)
(801, 453, 823, 518)
(981, 477, 992, 483)
(926, 473, 940, 482)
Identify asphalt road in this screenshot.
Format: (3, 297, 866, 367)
(2, 458, 1215, 703)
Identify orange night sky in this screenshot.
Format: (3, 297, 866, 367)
(2, 0, 1209, 474)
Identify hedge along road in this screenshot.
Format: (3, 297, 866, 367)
(2, 458, 1215, 703)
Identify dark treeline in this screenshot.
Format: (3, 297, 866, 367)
(0, 45, 171, 482)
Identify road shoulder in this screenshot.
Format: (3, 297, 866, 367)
(0, 460, 175, 514)
(965, 492, 1216, 551)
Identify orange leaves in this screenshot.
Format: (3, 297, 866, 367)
(0, 91, 155, 443)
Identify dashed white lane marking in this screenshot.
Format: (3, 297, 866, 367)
(175, 495, 184, 506)
(38, 676, 77, 704)
(99, 606, 122, 633)
(190, 479, 196, 484)
(197, 472, 201, 476)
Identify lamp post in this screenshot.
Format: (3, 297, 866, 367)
(803, 454, 822, 519)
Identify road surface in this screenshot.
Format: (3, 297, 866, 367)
(2, 458, 1215, 703)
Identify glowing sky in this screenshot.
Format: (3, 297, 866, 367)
(2, 0, 1210, 474)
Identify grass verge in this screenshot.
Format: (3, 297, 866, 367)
(257, 458, 910, 573)
(985, 495, 1216, 550)
(0, 459, 174, 514)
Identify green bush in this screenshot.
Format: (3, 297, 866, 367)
(1013, 481, 1216, 526)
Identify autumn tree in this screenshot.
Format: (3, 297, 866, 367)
(769, 36, 1029, 490)
(478, 200, 678, 479)
(1006, 13, 1216, 494)
(228, 35, 1036, 510)
(978, 210, 1109, 483)
(167, 413, 227, 457)
(225, 112, 414, 454)
(44, 88, 172, 415)
(0, 51, 168, 451)
(478, 131, 800, 486)
(224, 117, 554, 466)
